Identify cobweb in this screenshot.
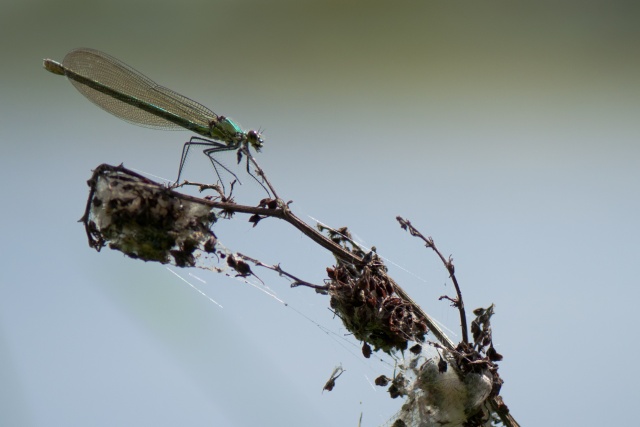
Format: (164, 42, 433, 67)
(380, 346, 493, 427)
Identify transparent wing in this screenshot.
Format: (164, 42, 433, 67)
(62, 48, 217, 131)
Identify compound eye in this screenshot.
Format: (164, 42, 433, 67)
(247, 130, 264, 147)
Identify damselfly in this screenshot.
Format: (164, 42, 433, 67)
(43, 48, 264, 188)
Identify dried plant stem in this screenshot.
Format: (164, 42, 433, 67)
(82, 163, 518, 427)
(395, 216, 519, 427)
(395, 216, 469, 345)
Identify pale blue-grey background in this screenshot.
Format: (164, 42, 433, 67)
(1, 1, 638, 426)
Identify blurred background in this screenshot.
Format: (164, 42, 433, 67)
(1, 1, 639, 425)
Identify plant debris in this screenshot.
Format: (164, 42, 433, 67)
(81, 164, 218, 266)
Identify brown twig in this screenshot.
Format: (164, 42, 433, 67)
(396, 216, 469, 345)
(395, 217, 519, 427)
(235, 253, 329, 294)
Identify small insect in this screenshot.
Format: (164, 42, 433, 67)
(322, 365, 345, 392)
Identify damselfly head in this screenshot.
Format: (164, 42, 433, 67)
(246, 130, 264, 151)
